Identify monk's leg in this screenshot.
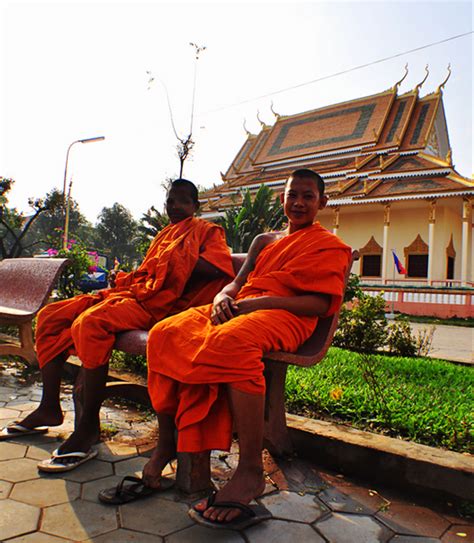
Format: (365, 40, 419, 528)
(58, 363, 109, 454)
(17, 353, 66, 429)
(142, 414, 177, 488)
(198, 387, 266, 523)
(58, 298, 154, 454)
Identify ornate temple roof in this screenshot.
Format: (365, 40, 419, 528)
(200, 78, 473, 216)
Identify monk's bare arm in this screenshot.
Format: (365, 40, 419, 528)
(235, 293, 331, 318)
(192, 257, 226, 279)
(211, 233, 279, 324)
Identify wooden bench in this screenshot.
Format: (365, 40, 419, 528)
(109, 250, 359, 492)
(0, 257, 70, 364)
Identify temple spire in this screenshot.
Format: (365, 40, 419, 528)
(414, 64, 429, 92)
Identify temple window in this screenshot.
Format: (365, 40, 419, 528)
(446, 235, 456, 280)
(404, 234, 429, 278)
(359, 236, 383, 277)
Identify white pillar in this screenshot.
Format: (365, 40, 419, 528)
(461, 199, 472, 286)
(381, 204, 390, 284)
(427, 200, 436, 286)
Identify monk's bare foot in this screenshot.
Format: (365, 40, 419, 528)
(57, 422, 100, 455)
(195, 466, 265, 524)
(17, 405, 63, 429)
(142, 443, 177, 489)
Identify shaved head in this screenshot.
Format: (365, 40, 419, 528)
(287, 169, 325, 196)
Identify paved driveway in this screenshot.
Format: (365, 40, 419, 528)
(409, 322, 473, 364)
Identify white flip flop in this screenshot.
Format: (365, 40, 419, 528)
(38, 448, 98, 472)
(0, 423, 48, 441)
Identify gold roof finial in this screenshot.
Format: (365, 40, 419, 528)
(392, 63, 409, 91)
(414, 64, 429, 92)
(437, 64, 452, 93)
(220, 171, 226, 180)
(243, 119, 252, 136)
(256, 110, 266, 128)
(446, 148, 452, 165)
(270, 101, 281, 120)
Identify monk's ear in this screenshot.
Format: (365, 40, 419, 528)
(279, 192, 285, 205)
(319, 195, 328, 209)
(194, 200, 200, 212)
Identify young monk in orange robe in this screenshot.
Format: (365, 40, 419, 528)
(1, 179, 235, 469)
(138, 169, 351, 528)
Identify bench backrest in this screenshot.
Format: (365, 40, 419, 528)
(0, 257, 70, 321)
(263, 250, 359, 367)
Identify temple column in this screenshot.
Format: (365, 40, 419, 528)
(332, 207, 340, 236)
(461, 199, 472, 286)
(381, 204, 390, 284)
(427, 200, 436, 286)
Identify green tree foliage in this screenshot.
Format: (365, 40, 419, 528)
(0, 177, 63, 258)
(218, 185, 286, 252)
(137, 205, 169, 255)
(25, 188, 94, 252)
(95, 203, 139, 268)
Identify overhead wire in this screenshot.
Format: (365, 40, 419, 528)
(197, 31, 473, 116)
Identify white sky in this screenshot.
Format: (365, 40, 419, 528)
(1, 0, 472, 223)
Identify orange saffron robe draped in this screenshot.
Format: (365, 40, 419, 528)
(147, 222, 351, 452)
(36, 218, 234, 369)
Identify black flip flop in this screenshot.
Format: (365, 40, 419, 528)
(189, 490, 272, 530)
(98, 475, 175, 505)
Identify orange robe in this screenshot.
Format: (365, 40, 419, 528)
(147, 222, 351, 452)
(35, 218, 234, 369)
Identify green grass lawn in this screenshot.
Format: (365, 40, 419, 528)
(285, 347, 473, 454)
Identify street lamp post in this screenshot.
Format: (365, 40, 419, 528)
(62, 136, 105, 250)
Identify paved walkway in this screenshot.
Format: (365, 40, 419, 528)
(0, 360, 472, 542)
(409, 323, 473, 364)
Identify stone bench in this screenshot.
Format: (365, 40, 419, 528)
(0, 257, 70, 364)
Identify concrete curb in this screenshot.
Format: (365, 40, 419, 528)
(287, 413, 474, 502)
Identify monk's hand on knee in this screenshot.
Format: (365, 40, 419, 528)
(211, 295, 237, 325)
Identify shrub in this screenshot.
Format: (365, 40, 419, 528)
(334, 292, 388, 353)
(387, 317, 417, 357)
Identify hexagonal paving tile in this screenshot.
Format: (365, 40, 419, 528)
(114, 456, 149, 477)
(245, 518, 325, 542)
(0, 406, 21, 418)
(0, 479, 12, 500)
(60, 458, 113, 483)
(0, 458, 41, 482)
(376, 503, 451, 537)
(316, 512, 393, 543)
(83, 528, 164, 542)
(95, 441, 138, 462)
(25, 441, 61, 461)
(10, 478, 80, 507)
(441, 525, 474, 542)
(120, 495, 193, 536)
(390, 536, 443, 542)
(4, 532, 73, 542)
(0, 499, 40, 540)
(260, 491, 328, 523)
(167, 523, 245, 542)
(319, 487, 374, 515)
(41, 500, 118, 540)
(0, 441, 27, 460)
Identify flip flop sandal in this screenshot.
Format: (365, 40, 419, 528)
(98, 475, 175, 505)
(0, 423, 48, 441)
(189, 490, 272, 530)
(37, 448, 98, 472)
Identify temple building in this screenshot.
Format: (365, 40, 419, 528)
(199, 70, 474, 318)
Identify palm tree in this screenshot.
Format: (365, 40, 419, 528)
(218, 185, 286, 252)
